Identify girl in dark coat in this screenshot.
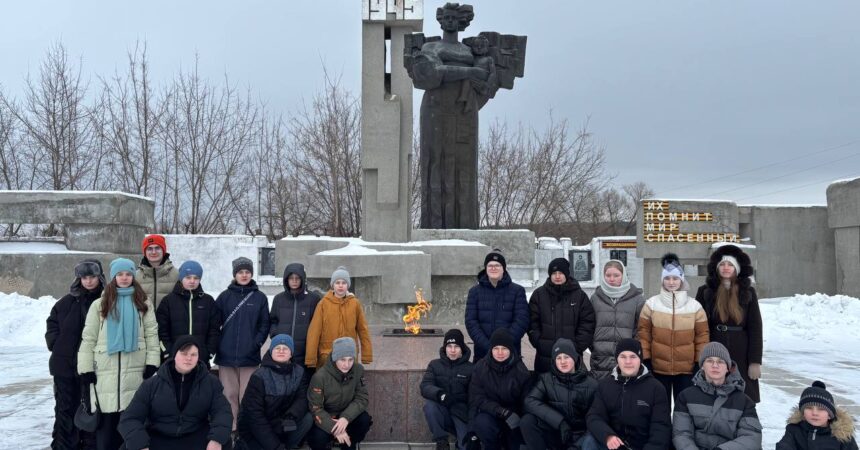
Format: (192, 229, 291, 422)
(118, 336, 233, 450)
(469, 328, 532, 450)
(156, 260, 221, 364)
(237, 334, 313, 450)
(522, 338, 598, 450)
(45, 259, 104, 450)
(777, 381, 859, 450)
(528, 258, 596, 374)
(694, 244, 763, 402)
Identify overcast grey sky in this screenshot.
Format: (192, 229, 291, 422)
(2, 1, 858, 204)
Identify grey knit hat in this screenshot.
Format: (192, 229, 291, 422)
(330, 266, 351, 288)
(232, 257, 254, 276)
(699, 341, 733, 368)
(331, 337, 357, 361)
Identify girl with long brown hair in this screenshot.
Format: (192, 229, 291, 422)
(694, 244, 763, 403)
(78, 257, 160, 450)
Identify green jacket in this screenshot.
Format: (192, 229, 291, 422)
(135, 258, 179, 309)
(77, 298, 160, 413)
(307, 358, 369, 434)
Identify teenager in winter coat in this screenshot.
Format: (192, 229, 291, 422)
(638, 253, 709, 405)
(465, 251, 529, 361)
(528, 258, 596, 374)
(589, 259, 645, 379)
(584, 338, 671, 450)
(77, 258, 160, 450)
(522, 338, 598, 450)
(695, 244, 763, 403)
(469, 328, 532, 450)
(118, 336, 233, 450)
(306, 337, 373, 450)
(777, 381, 859, 450)
(237, 334, 313, 450)
(269, 262, 322, 371)
(156, 260, 221, 364)
(46, 259, 105, 450)
(215, 256, 270, 431)
(672, 342, 762, 450)
(135, 234, 179, 309)
(420, 329, 474, 450)
(305, 267, 373, 369)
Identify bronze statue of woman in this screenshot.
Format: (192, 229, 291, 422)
(405, 3, 526, 229)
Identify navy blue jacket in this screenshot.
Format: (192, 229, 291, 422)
(465, 271, 529, 361)
(215, 281, 270, 367)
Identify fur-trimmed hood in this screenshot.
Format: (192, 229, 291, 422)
(705, 245, 754, 294)
(787, 406, 857, 443)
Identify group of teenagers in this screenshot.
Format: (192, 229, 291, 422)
(43, 234, 857, 450)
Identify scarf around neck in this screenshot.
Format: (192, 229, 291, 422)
(106, 286, 139, 355)
(600, 260, 631, 300)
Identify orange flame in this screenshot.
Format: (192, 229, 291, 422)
(403, 288, 432, 334)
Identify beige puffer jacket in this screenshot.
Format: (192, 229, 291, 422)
(135, 258, 178, 309)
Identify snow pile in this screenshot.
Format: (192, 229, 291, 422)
(768, 293, 860, 342)
(0, 292, 56, 346)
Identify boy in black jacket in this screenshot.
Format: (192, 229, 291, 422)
(421, 329, 474, 450)
(45, 259, 105, 450)
(777, 380, 858, 450)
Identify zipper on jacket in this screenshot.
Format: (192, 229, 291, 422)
(812, 428, 817, 441)
(671, 292, 676, 372)
(117, 352, 122, 411)
(152, 266, 157, 306)
(291, 294, 298, 337)
(188, 291, 193, 335)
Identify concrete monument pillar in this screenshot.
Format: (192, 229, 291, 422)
(361, 0, 423, 242)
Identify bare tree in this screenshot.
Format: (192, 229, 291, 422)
(621, 181, 655, 234)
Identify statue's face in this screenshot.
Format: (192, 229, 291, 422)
(438, 9, 459, 32)
(472, 39, 488, 55)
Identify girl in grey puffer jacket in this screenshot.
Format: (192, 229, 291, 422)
(589, 260, 645, 379)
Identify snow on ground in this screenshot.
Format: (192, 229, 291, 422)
(0, 292, 858, 448)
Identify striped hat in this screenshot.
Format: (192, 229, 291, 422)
(799, 380, 836, 419)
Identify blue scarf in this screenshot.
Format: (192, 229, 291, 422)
(106, 286, 139, 355)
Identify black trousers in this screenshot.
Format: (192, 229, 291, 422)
(306, 411, 372, 450)
(653, 373, 693, 407)
(472, 412, 523, 450)
(52, 376, 95, 450)
(95, 412, 123, 450)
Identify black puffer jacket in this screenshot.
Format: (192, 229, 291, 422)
(777, 406, 858, 450)
(118, 360, 233, 450)
(469, 351, 532, 418)
(45, 280, 103, 377)
(269, 263, 322, 366)
(420, 343, 474, 422)
(156, 281, 221, 362)
(587, 365, 671, 450)
(524, 359, 597, 435)
(237, 353, 309, 450)
(528, 277, 596, 373)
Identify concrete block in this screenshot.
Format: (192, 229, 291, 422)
(834, 227, 860, 298)
(827, 177, 860, 228)
(412, 229, 536, 265)
(65, 224, 149, 254)
(0, 251, 126, 298)
(636, 199, 739, 261)
(0, 191, 154, 226)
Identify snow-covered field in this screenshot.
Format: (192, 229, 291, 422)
(0, 292, 858, 448)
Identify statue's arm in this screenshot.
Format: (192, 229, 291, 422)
(441, 65, 488, 82)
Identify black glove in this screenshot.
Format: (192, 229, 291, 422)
(494, 406, 512, 419)
(462, 432, 480, 450)
(143, 365, 158, 380)
(79, 372, 97, 385)
(281, 417, 297, 432)
(505, 412, 521, 429)
(559, 421, 572, 443)
(437, 391, 453, 406)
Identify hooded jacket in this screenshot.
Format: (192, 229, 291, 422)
(528, 276, 596, 373)
(135, 255, 179, 309)
(307, 357, 369, 434)
(269, 263, 322, 366)
(77, 297, 161, 413)
(672, 367, 762, 450)
(46, 279, 104, 377)
(524, 356, 597, 436)
(465, 271, 529, 361)
(215, 280, 270, 367)
(118, 345, 233, 450)
(695, 244, 763, 403)
(237, 353, 309, 450)
(586, 365, 672, 450)
(304, 290, 372, 369)
(468, 350, 532, 418)
(420, 341, 474, 422)
(589, 284, 645, 379)
(638, 289, 710, 375)
(156, 281, 221, 363)
(776, 406, 858, 450)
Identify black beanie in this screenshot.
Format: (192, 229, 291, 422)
(443, 329, 466, 351)
(799, 381, 836, 419)
(484, 250, 507, 271)
(614, 338, 643, 359)
(551, 338, 579, 364)
(171, 335, 200, 361)
(547, 257, 571, 277)
(489, 328, 516, 352)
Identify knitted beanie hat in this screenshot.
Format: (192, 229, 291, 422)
(109, 258, 136, 280)
(178, 260, 204, 279)
(489, 328, 516, 352)
(547, 257, 571, 277)
(330, 266, 351, 288)
(614, 338, 643, 359)
(443, 329, 466, 351)
(270, 334, 295, 355)
(699, 341, 733, 368)
(799, 381, 836, 419)
(232, 257, 254, 276)
(719, 255, 741, 276)
(141, 234, 167, 253)
(331, 337, 357, 361)
(551, 338, 579, 364)
(484, 250, 507, 271)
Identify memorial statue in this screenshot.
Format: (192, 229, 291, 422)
(405, 2, 526, 229)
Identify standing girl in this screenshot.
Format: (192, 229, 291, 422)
(638, 253, 709, 405)
(589, 259, 645, 379)
(77, 258, 160, 450)
(695, 244, 763, 403)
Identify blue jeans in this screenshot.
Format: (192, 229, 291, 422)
(423, 400, 469, 449)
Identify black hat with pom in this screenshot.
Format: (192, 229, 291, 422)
(799, 380, 836, 419)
